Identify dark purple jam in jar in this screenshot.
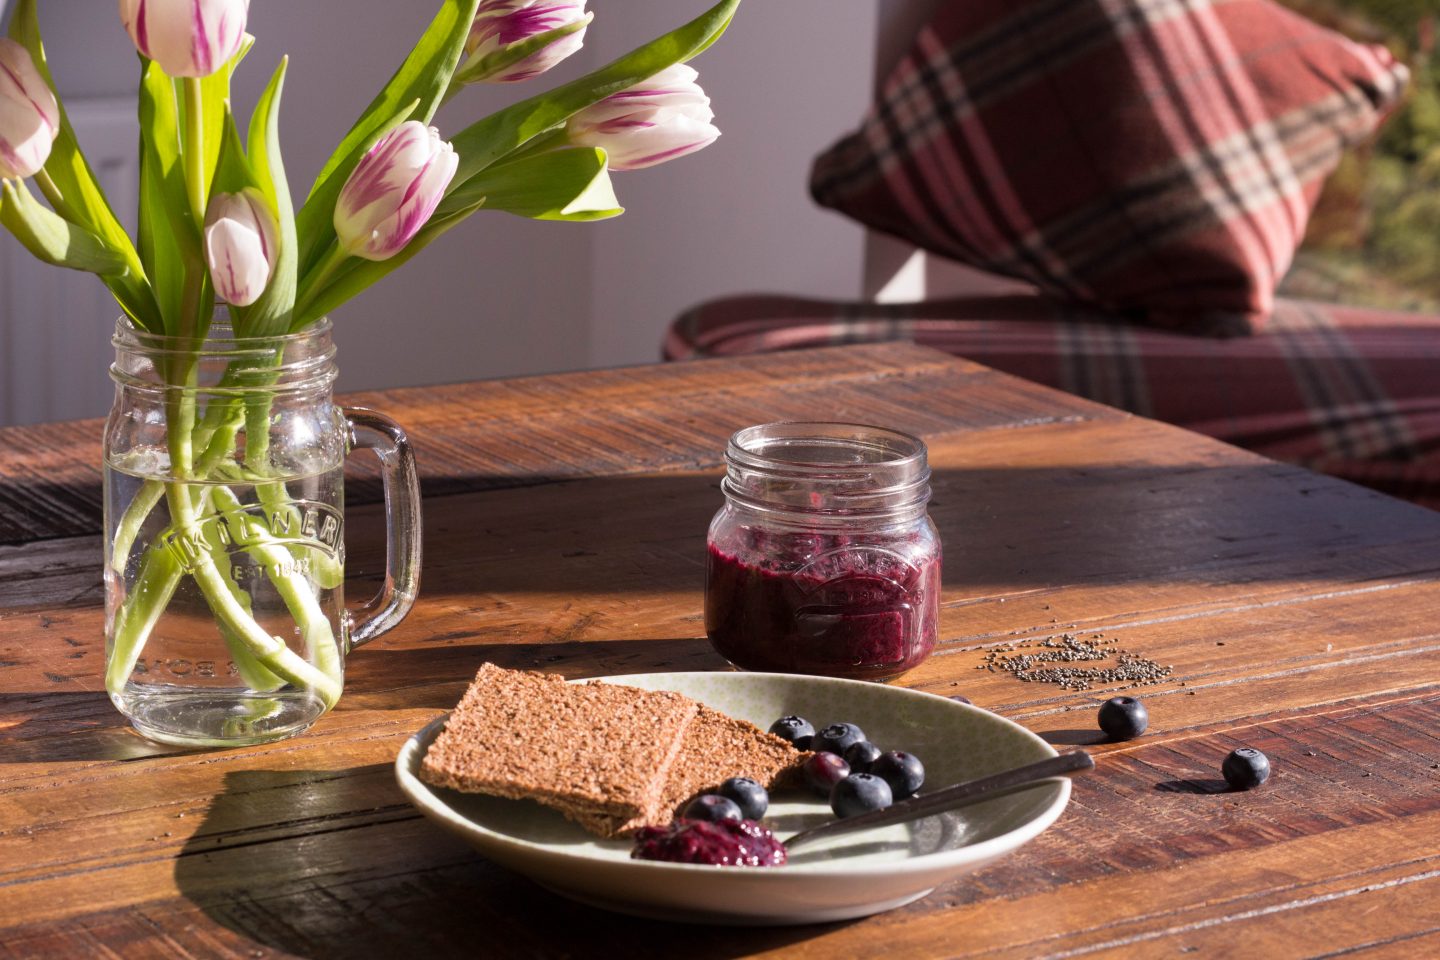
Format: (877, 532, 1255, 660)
(705, 423, 941, 681)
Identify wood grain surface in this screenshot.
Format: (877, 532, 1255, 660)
(2, 343, 1438, 959)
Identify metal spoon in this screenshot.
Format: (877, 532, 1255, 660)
(784, 750, 1094, 849)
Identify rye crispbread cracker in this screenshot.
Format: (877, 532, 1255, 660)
(574, 702, 811, 837)
(418, 663, 697, 823)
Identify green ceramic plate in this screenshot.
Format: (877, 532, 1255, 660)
(394, 671, 1070, 925)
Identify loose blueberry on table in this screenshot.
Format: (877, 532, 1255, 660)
(1222, 747, 1271, 790)
(869, 750, 925, 798)
(1098, 696, 1149, 740)
(768, 715, 816, 750)
(718, 777, 769, 820)
(813, 722, 866, 756)
(630, 819, 788, 866)
(682, 793, 743, 823)
(803, 752, 852, 797)
(830, 772, 894, 818)
(843, 739, 883, 773)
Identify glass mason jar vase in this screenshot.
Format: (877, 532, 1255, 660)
(103, 318, 421, 746)
(705, 422, 942, 681)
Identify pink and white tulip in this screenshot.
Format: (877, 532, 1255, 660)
(118, 0, 249, 79)
(466, 0, 589, 83)
(334, 121, 458, 262)
(565, 64, 719, 172)
(0, 39, 60, 180)
(204, 190, 277, 307)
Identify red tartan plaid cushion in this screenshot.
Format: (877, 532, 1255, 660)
(664, 294, 1440, 510)
(810, 0, 1408, 336)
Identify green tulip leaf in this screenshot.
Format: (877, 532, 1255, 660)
(139, 60, 201, 334)
(242, 59, 300, 337)
(192, 34, 254, 194)
(0, 179, 128, 275)
(139, 133, 185, 330)
(446, 147, 622, 221)
(686, 6, 740, 60)
(210, 107, 260, 198)
(9, 0, 160, 329)
(448, 0, 741, 185)
(295, 0, 478, 277)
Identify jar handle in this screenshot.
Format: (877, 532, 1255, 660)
(343, 406, 422, 649)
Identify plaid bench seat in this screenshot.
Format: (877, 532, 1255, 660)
(664, 294, 1440, 511)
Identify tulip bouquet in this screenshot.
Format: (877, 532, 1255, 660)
(0, 0, 739, 740)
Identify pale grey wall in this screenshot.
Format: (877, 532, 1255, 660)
(585, 2, 874, 367)
(0, 1, 876, 424)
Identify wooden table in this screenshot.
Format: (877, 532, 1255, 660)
(2, 343, 1438, 958)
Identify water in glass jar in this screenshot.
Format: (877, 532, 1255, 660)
(104, 455, 347, 746)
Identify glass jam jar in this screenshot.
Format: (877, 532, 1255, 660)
(705, 422, 941, 681)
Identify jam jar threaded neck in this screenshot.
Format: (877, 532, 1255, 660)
(721, 422, 931, 526)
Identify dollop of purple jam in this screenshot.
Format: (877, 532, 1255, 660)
(705, 536, 940, 681)
(630, 818, 788, 867)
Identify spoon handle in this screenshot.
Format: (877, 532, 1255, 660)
(784, 750, 1094, 849)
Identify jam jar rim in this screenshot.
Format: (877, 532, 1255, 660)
(726, 421, 928, 473)
(722, 421, 932, 521)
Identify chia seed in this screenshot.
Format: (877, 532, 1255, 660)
(977, 632, 1173, 691)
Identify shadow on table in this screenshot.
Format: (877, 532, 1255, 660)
(175, 766, 856, 959)
(7, 457, 1431, 606)
(338, 635, 729, 712)
(1154, 777, 1233, 794)
(0, 690, 199, 763)
(337, 461, 1433, 603)
(0, 636, 726, 761)
(1039, 728, 1109, 747)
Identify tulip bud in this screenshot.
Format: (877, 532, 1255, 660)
(118, 0, 250, 79)
(334, 121, 459, 262)
(465, 1, 589, 83)
(204, 190, 277, 307)
(566, 64, 719, 172)
(0, 39, 60, 180)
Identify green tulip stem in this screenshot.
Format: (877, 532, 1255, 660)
(107, 467, 344, 707)
(295, 242, 348, 318)
(110, 397, 244, 572)
(104, 540, 183, 695)
(211, 486, 343, 686)
(111, 481, 165, 574)
(183, 77, 207, 230)
(110, 343, 293, 572)
(161, 480, 341, 707)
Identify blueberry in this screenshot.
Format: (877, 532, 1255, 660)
(718, 777, 769, 820)
(948, 694, 973, 705)
(1222, 747, 1271, 790)
(1098, 696, 1149, 741)
(813, 722, 866, 756)
(769, 715, 816, 750)
(802, 752, 851, 797)
(869, 750, 925, 798)
(843, 740, 883, 773)
(682, 793, 743, 823)
(830, 773, 894, 818)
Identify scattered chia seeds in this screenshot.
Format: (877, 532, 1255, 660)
(978, 632, 1173, 691)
